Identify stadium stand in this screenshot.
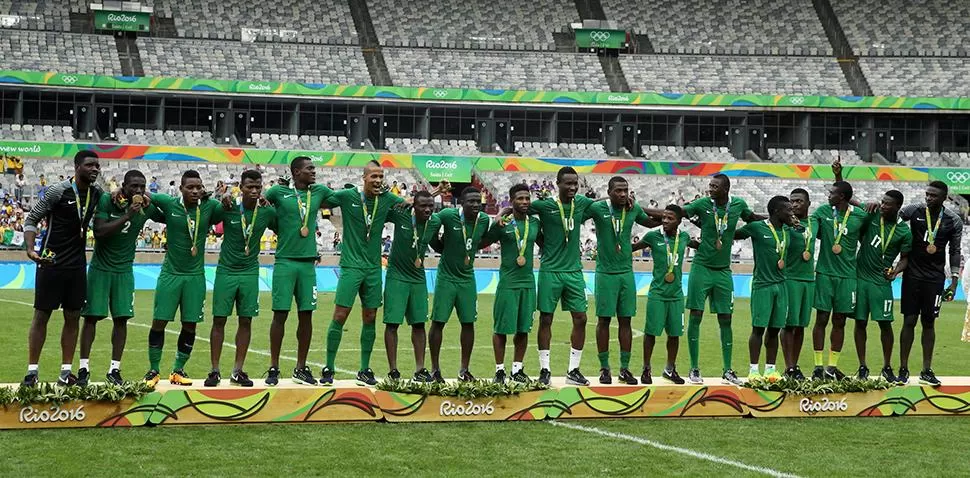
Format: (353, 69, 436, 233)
(149, 0, 359, 44)
(602, 0, 832, 55)
(368, 0, 578, 50)
(0, 124, 74, 142)
(831, 0, 970, 56)
(0, 0, 80, 31)
(383, 49, 609, 91)
(250, 133, 352, 152)
(860, 57, 970, 97)
(385, 138, 481, 156)
(620, 55, 851, 96)
(136, 37, 372, 84)
(767, 149, 864, 165)
(115, 129, 217, 147)
(895, 151, 965, 167)
(514, 142, 609, 159)
(641, 145, 692, 162)
(0, 30, 122, 75)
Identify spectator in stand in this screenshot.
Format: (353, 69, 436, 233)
(151, 231, 162, 249)
(499, 195, 511, 210)
(390, 181, 401, 196)
(676, 193, 685, 206)
(648, 199, 658, 208)
(15, 174, 25, 202)
(400, 183, 408, 196)
(529, 180, 541, 193)
(585, 187, 596, 199)
(107, 176, 118, 192)
(38, 175, 48, 199)
(167, 180, 177, 196)
(149, 176, 159, 194)
(332, 232, 341, 251)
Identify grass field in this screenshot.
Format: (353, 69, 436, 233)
(2, 290, 969, 477)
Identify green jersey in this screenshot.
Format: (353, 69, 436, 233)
(528, 195, 595, 272)
(90, 193, 158, 272)
(638, 230, 690, 300)
(217, 203, 278, 275)
(682, 196, 755, 269)
(583, 201, 652, 274)
(385, 209, 441, 284)
(434, 207, 490, 282)
(484, 215, 540, 288)
(785, 216, 818, 282)
(737, 220, 791, 286)
(857, 213, 912, 284)
(151, 194, 224, 276)
(265, 184, 333, 260)
(325, 188, 404, 270)
(811, 204, 868, 278)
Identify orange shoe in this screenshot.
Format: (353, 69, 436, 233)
(169, 369, 193, 386)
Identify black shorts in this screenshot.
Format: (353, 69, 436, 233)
(34, 266, 87, 311)
(900, 276, 943, 320)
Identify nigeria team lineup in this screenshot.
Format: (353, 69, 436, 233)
(19, 150, 962, 389)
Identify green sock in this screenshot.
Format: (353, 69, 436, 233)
(360, 322, 376, 370)
(620, 351, 631, 369)
(173, 351, 190, 372)
(326, 320, 343, 369)
(687, 316, 702, 369)
(598, 351, 610, 369)
(718, 318, 733, 372)
(148, 346, 162, 372)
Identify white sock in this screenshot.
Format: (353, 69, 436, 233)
(495, 363, 505, 372)
(568, 348, 583, 371)
(109, 360, 121, 372)
(61, 363, 72, 372)
(765, 364, 776, 373)
(79, 358, 89, 370)
(27, 364, 38, 373)
(538, 350, 550, 370)
(749, 363, 759, 375)
(512, 362, 523, 375)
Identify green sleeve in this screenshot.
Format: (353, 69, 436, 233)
(268, 207, 279, 232)
(423, 214, 442, 243)
(314, 184, 335, 205)
(527, 199, 544, 216)
(582, 202, 597, 221)
(385, 208, 406, 225)
(637, 231, 653, 248)
(483, 220, 503, 243)
(634, 204, 651, 226)
(264, 185, 281, 206)
(95, 194, 112, 220)
(736, 222, 752, 240)
(323, 188, 348, 209)
(901, 227, 913, 253)
(682, 199, 699, 217)
(207, 199, 225, 226)
(740, 199, 755, 221)
(150, 192, 174, 211)
(388, 192, 405, 206)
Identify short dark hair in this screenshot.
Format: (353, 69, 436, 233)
(607, 176, 627, 192)
(885, 189, 904, 207)
(767, 195, 791, 216)
(123, 169, 145, 185)
(833, 180, 853, 201)
(241, 169, 262, 183)
(74, 150, 98, 167)
(712, 173, 730, 190)
(790, 188, 810, 199)
(289, 156, 311, 174)
(509, 183, 530, 198)
(461, 186, 481, 201)
(928, 180, 949, 196)
(665, 204, 684, 219)
(556, 166, 578, 184)
(181, 170, 202, 185)
(366, 160, 381, 168)
(414, 190, 433, 201)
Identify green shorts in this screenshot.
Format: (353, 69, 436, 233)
(153, 272, 206, 323)
(751, 282, 788, 329)
(785, 280, 814, 328)
(814, 273, 856, 314)
(212, 272, 260, 318)
(854, 280, 894, 322)
(645, 296, 685, 337)
(493, 286, 536, 335)
(594, 272, 637, 318)
(537, 270, 588, 314)
(431, 278, 477, 324)
(82, 268, 134, 318)
(271, 258, 317, 312)
(383, 277, 428, 325)
(334, 267, 382, 309)
(686, 263, 734, 315)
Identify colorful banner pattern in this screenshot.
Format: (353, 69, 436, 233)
(0, 263, 962, 300)
(1, 70, 969, 110)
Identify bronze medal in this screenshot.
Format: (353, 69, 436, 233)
(664, 272, 675, 283)
(414, 258, 423, 268)
(245, 245, 250, 256)
(715, 239, 722, 250)
(132, 194, 144, 206)
(615, 244, 621, 254)
(927, 244, 938, 254)
(802, 250, 811, 261)
(831, 244, 842, 255)
(516, 256, 526, 267)
(300, 226, 309, 237)
(464, 256, 471, 266)
(777, 259, 785, 270)
(191, 246, 198, 257)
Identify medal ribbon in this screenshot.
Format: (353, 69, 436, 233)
(460, 210, 481, 256)
(181, 198, 201, 247)
(925, 207, 941, 245)
(556, 198, 574, 242)
(512, 216, 529, 257)
(70, 178, 90, 238)
(295, 187, 311, 232)
(412, 209, 429, 261)
(712, 197, 732, 240)
(608, 201, 626, 248)
(361, 191, 379, 239)
(802, 217, 813, 254)
(663, 231, 680, 276)
(879, 216, 898, 256)
(239, 201, 259, 249)
(832, 206, 851, 247)
(766, 220, 787, 257)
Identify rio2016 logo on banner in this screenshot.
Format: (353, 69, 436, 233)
(930, 168, 970, 194)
